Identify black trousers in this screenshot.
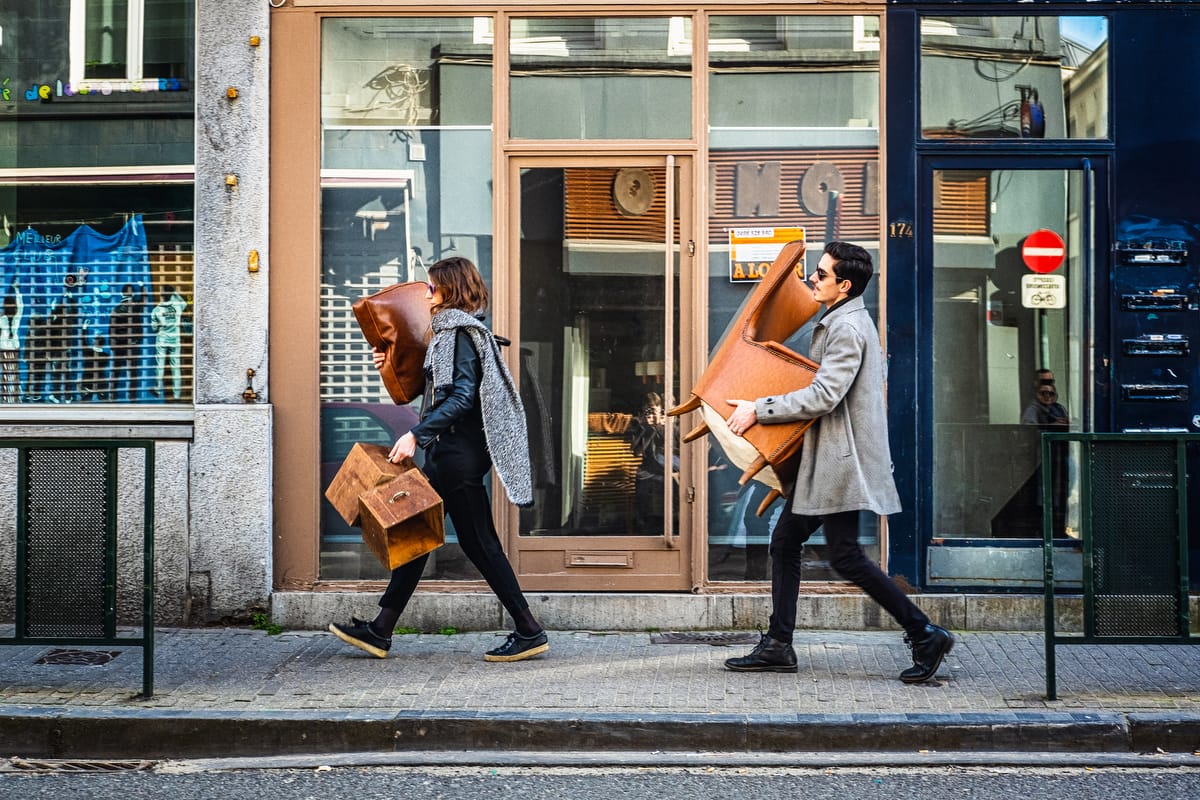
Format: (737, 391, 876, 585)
(767, 509, 929, 645)
(379, 436, 530, 620)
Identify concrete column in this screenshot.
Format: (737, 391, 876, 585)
(192, 1, 274, 618)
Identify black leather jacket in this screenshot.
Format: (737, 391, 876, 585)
(410, 329, 486, 451)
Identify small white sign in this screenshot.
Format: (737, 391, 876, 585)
(1021, 274, 1066, 309)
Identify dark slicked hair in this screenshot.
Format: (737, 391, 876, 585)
(824, 241, 874, 299)
(427, 256, 489, 315)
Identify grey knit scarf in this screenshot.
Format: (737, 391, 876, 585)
(426, 309, 534, 507)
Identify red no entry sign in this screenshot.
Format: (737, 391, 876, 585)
(1022, 229, 1066, 273)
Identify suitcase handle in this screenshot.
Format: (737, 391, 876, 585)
(390, 491, 410, 502)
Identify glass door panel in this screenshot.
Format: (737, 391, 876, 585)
(931, 167, 1090, 543)
(513, 159, 691, 590)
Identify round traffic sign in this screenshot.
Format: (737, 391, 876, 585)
(1021, 229, 1066, 273)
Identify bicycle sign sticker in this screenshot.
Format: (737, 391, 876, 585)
(1021, 273, 1066, 309)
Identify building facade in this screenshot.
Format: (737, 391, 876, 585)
(1, 1, 1196, 627)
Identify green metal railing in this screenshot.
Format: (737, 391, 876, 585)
(1, 439, 155, 697)
(1042, 432, 1196, 699)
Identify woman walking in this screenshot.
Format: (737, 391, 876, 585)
(329, 256, 548, 662)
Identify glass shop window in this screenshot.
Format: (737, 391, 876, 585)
(509, 16, 692, 139)
(920, 15, 1109, 140)
(705, 15, 882, 583)
(318, 18, 494, 581)
(0, 181, 195, 405)
(78, 0, 193, 82)
(930, 168, 1086, 545)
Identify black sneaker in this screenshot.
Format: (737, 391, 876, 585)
(724, 633, 798, 673)
(328, 620, 391, 659)
(484, 630, 549, 662)
(899, 624, 955, 684)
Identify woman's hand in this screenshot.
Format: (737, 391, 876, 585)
(388, 432, 417, 463)
(371, 348, 386, 370)
(725, 399, 758, 437)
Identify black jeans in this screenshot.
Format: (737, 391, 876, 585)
(767, 509, 929, 644)
(379, 435, 530, 621)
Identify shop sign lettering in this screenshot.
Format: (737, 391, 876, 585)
(10, 77, 185, 102)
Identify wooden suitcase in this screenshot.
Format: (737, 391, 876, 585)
(352, 281, 431, 404)
(358, 469, 445, 570)
(324, 442, 402, 527)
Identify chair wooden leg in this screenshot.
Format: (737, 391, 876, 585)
(754, 488, 782, 517)
(738, 455, 768, 486)
(667, 395, 701, 416)
(682, 421, 711, 443)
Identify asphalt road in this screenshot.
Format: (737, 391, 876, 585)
(2, 763, 1199, 800)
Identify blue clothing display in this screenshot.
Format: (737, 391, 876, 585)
(0, 216, 154, 402)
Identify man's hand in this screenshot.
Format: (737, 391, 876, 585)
(726, 399, 758, 437)
(371, 348, 386, 370)
(389, 432, 417, 463)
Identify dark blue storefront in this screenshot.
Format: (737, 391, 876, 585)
(884, 1, 1200, 590)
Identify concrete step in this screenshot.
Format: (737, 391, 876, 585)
(272, 591, 1200, 633)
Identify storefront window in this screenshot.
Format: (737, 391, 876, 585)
(0, 183, 194, 405)
(318, 18, 494, 580)
(930, 169, 1086, 555)
(705, 15, 881, 582)
(0, 1, 195, 407)
(509, 17, 692, 139)
(920, 16, 1109, 139)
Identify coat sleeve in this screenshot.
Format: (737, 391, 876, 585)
(411, 329, 481, 448)
(754, 322, 865, 423)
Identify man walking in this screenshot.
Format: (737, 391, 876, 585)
(723, 241, 954, 684)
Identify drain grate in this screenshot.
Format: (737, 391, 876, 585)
(650, 632, 760, 646)
(34, 648, 121, 666)
(3, 758, 155, 773)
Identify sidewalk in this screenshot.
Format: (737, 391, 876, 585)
(1, 627, 1199, 760)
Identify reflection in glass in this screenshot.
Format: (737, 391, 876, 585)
(517, 167, 680, 537)
(921, 16, 1109, 139)
(932, 169, 1085, 541)
(510, 18, 692, 139)
(85, 0, 130, 78)
(321, 18, 492, 127)
(318, 18, 495, 579)
(705, 16, 881, 581)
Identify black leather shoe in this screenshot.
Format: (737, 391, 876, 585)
(724, 634, 798, 673)
(484, 630, 549, 662)
(328, 620, 392, 659)
(899, 624, 954, 684)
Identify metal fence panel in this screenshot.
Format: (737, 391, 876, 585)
(1043, 432, 1195, 700)
(3, 440, 155, 697)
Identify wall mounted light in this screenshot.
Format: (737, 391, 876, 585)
(249, 36, 261, 48)
(225, 173, 238, 188)
(226, 86, 239, 100)
(248, 250, 260, 273)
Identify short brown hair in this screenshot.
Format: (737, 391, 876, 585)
(428, 256, 489, 315)
(823, 241, 873, 298)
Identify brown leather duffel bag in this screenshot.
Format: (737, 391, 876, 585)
(352, 281, 431, 404)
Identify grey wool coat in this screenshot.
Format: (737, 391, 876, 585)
(753, 296, 902, 517)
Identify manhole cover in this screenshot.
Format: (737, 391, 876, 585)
(34, 649, 121, 666)
(649, 632, 760, 646)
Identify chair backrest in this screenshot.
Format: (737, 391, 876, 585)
(743, 239, 820, 351)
